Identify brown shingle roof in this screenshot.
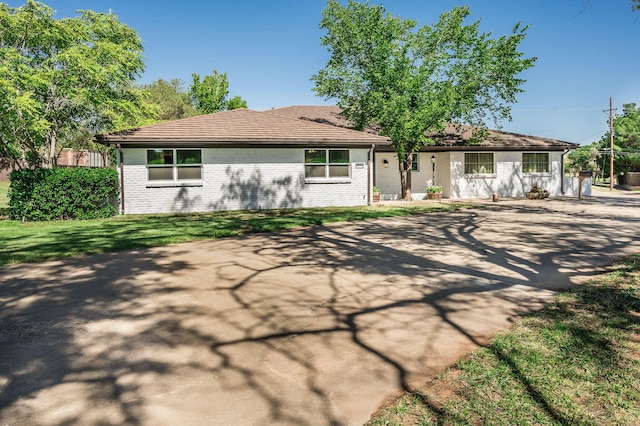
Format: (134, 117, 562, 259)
(97, 108, 390, 147)
(266, 106, 578, 152)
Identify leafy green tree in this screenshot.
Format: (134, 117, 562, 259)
(189, 70, 248, 114)
(312, 1, 535, 199)
(0, 0, 151, 167)
(614, 103, 640, 151)
(609, 103, 640, 175)
(226, 95, 248, 110)
(190, 70, 230, 114)
(141, 78, 196, 121)
(566, 142, 602, 178)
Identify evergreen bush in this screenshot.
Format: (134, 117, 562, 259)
(9, 168, 119, 221)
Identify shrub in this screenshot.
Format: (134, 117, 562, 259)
(426, 185, 443, 193)
(9, 168, 119, 221)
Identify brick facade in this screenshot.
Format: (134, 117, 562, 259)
(120, 147, 371, 214)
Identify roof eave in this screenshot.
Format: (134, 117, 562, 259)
(98, 138, 391, 148)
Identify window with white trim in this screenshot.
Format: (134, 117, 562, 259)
(464, 152, 494, 175)
(411, 153, 419, 171)
(304, 149, 350, 179)
(522, 152, 549, 173)
(147, 149, 202, 181)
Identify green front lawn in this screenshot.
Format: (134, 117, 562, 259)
(369, 255, 640, 426)
(0, 202, 475, 266)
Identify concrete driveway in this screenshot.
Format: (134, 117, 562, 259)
(1, 192, 640, 425)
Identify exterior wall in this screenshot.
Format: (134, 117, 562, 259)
(374, 152, 401, 199)
(374, 152, 442, 200)
(563, 176, 592, 197)
(435, 152, 451, 198)
(375, 151, 574, 200)
(448, 151, 565, 199)
(120, 147, 370, 214)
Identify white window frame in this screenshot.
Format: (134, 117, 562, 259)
(522, 152, 550, 174)
(464, 152, 495, 176)
(146, 148, 203, 182)
(304, 148, 351, 181)
(411, 153, 419, 172)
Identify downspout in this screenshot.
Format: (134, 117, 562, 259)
(561, 148, 570, 195)
(117, 143, 125, 214)
(368, 144, 375, 205)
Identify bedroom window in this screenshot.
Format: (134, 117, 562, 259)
(522, 153, 549, 173)
(147, 149, 202, 181)
(305, 149, 350, 179)
(464, 152, 494, 175)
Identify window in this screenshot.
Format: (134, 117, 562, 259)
(147, 149, 202, 181)
(411, 153, 419, 171)
(522, 153, 549, 173)
(305, 149, 350, 179)
(464, 153, 494, 175)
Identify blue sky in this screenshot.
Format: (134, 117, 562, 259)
(17, 0, 640, 144)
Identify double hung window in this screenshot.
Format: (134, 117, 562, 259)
(411, 153, 419, 171)
(464, 153, 494, 175)
(304, 149, 350, 179)
(147, 149, 202, 181)
(522, 153, 549, 173)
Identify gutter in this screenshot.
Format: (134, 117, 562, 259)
(368, 144, 375, 205)
(117, 143, 125, 214)
(561, 148, 570, 195)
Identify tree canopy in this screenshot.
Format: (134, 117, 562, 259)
(141, 78, 196, 121)
(0, 0, 152, 167)
(190, 70, 248, 114)
(613, 103, 640, 152)
(190, 70, 230, 114)
(226, 95, 248, 110)
(609, 103, 640, 174)
(312, 0, 535, 199)
(568, 103, 640, 181)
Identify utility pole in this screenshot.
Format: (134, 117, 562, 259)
(607, 97, 616, 191)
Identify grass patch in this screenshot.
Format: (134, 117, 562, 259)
(368, 255, 640, 426)
(0, 202, 475, 266)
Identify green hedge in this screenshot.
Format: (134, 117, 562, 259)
(9, 168, 119, 221)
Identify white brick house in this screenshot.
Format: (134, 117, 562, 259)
(99, 106, 585, 214)
(97, 109, 390, 214)
(268, 106, 586, 201)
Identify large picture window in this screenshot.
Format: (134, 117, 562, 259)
(464, 153, 494, 175)
(147, 149, 202, 181)
(305, 149, 350, 179)
(522, 153, 549, 173)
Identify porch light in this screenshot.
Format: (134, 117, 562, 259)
(383, 159, 389, 168)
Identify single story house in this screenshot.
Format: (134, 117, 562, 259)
(96, 108, 390, 214)
(98, 106, 587, 214)
(265, 106, 586, 200)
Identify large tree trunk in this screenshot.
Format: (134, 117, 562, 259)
(399, 153, 412, 200)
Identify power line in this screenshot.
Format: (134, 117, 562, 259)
(574, 130, 608, 144)
(596, 150, 640, 156)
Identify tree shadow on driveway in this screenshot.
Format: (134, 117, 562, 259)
(1, 197, 639, 425)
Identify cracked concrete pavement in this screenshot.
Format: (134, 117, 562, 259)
(1, 190, 639, 425)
